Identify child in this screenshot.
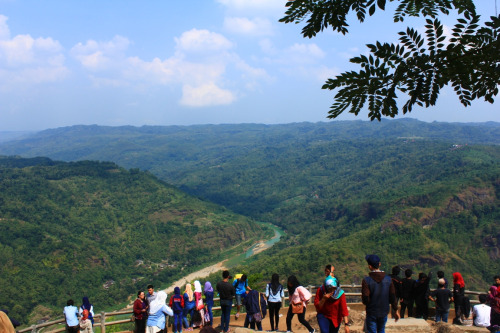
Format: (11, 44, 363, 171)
(170, 287, 185, 333)
(429, 278, 453, 323)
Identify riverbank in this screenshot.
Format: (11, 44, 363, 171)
(126, 222, 284, 307)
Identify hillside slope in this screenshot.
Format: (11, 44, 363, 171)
(0, 121, 498, 304)
(0, 157, 267, 324)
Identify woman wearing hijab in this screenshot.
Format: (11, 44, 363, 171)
(79, 296, 95, 325)
(193, 281, 205, 328)
(314, 276, 349, 333)
(147, 291, 173, 333)
(286, 275, 314, 333)
(134, 290, 147, 333)
(453, 272, 466, 324)
(266, 273, 284, 331)
(183, 283, 196, 331)
(79, 309, 94, 333)
(489, 286, 500, 331)
(194, 281, 203, 309)
(204, 281, 214, 326)
(0, 311, 15, 333)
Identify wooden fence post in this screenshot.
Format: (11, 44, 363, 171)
(31, 324, 37, 333)
(100, 311, 106, 333)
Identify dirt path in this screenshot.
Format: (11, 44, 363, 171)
(162, 260, 228, 295)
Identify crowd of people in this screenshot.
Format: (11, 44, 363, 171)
(3, 254, 491, 333)
(126, 258, 499, 333)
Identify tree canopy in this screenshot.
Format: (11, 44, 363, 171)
(280, 0, 500, 120)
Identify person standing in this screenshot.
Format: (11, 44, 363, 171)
(182, 283, 196, 331)
(79, 309, 94, 333)
(63, 299, 79, 333)
(146, 284, 157, 314)
(233, 274, 251, 319)
(285, 275, 314, 333)
(361, 254, 400, 333)
(389, 266, 403, 319)
(429, 278, 453, 323)
(79, 297, 95, 325)
(452, 272, 466, 324)
(400, 269, 415, 318)
(243, 289, 267, 331)
(266, 273, 284, 331)
(436, 271, 449, 289)
(314, 276, 350, 333)
(488, 286, 500, 331)
(216, 270, 235, 333)
(134, 291, 148, 333)
(413, 272, 432, 320)
(204, 281, 214, 326)
(169, 287, 185, 333)
(146, 291, 173, 333)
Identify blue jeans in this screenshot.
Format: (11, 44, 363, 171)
(206, 303, 213, 325)
(173, 312, 183, 332)
(183, 306, 194, 328)
(365, 315, 388, 333)
(220, 299, 232, 332)
(435, 309, 449, 323)
(317, 313, 340, 333)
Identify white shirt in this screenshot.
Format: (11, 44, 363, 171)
(473, 304, 490, 327)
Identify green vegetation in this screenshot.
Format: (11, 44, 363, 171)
(189, 138, 499, 292)
(0, 120, 498, 325)
(0, 157, 267, 324)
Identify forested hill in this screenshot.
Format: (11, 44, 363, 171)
(0, 157, 267, 324)
(0, 120, 499, 323)
(0, 120, 498, 177)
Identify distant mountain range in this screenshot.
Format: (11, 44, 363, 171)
(0, 119, 498, 326)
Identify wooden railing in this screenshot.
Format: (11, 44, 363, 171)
(18, 285, 483, 333)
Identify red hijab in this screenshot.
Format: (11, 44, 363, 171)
(453, 272, 465, 288)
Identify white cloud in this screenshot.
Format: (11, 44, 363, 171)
(216, 0, 287, 16)
(0, 15, 10, 40)
(224, 17, 273, 36)
(175, 29, 232, 53)
(180, 82, 235, 107)
(71, 35, 130, 71)
(287, 43, 325, 60)
(0, 16, 67, 89)
(68, 29, 270, 107)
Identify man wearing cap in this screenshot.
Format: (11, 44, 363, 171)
(362, 254, 400, 333)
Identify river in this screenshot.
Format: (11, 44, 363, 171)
(163, 222, 284, 295)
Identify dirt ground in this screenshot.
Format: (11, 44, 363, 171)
(121, 304, 490, 333)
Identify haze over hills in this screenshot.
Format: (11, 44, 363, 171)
(0, 119, 499, 326)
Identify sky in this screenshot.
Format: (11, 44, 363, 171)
(0, 0, 498, 131)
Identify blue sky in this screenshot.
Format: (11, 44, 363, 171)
(0, 0, 498, 131)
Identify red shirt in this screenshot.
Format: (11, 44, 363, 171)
(133, 299, 146, 320)
(314, 286, 349, 327)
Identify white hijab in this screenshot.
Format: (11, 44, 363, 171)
(194, 280, 202, 293)
(149, 291, 167, 315)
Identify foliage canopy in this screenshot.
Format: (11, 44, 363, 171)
(280, 0, 500, 120)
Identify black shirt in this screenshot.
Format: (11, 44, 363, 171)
(216, 280, 235, 300)
(430, 288, 453, 311)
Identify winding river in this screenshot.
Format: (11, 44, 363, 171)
(163, 222, 284, 295)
